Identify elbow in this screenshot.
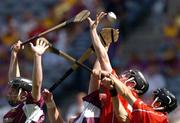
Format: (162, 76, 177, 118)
(33, 78, 42, 88)
(33, 81, 42, 88)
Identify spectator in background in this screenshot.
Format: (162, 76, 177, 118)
(54, 0, 75, 21)
(1, 18, 19, 46)
(19, 12, 37, 40)
(175, 9, 180, 31)
(163, 17, 178, 40)
(70, 0, 86, 16)
(126, 52, 145, 70)
(143, 63, 166, 104)
(1, 15, 19, 36)
(151, 0, 168, 32)
(28, 19, 46, 38)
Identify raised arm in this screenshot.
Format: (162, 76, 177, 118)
(8, 41, 22, 81)
(30, 38, 49, 101)
(88, 59, 101, 94)
(88, 45, 110, 94)
(42, 89, 64, 123)
(88, 12, 112, 72)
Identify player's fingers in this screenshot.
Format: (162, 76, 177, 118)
(17, 40, 22, 45)
(42, 40, 46, 47)
(36, 38, 40, 46)
(39, 38, 43, 46)
(44, 45, 49, 51)
(29, 43, 34, 49)
(98, 12, 106, 22)
(41, 37, 49, 46)
(21, 45, 24, 50)
(87, 17, 93, 24)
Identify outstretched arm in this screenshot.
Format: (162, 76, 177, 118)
(8, 41, 22, 81)
(88, 12, 112, 72)
(88, 59, 101, 94)
(88, 45, 110, 94)
(30, 38, 49, 101)
(42, 89, 64, 123)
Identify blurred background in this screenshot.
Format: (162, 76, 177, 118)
(0, 0, 179, 122)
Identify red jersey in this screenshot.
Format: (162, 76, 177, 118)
(99, 70, 137, 123)
(131, 99, 168, 123)
(3, 92, 45, 123)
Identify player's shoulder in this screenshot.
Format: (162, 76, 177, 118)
(4, 104, 24, 122)
(150, 112, 168, 123)
(155, 111, 168, 117)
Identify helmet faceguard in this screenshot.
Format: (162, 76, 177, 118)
(152, 88, 177, 113)
(8, 77, 32, 92)
(7, 77, 32, 106)
(121, 69, 149, 95)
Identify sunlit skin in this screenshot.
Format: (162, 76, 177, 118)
(101, 74, 136, 91)
(100, 71, 163, 111)
(116, 78, 163, 110)
(6, 85, 27, 107)
(95, 70, 162, 111)
(6, 86, 21, 106)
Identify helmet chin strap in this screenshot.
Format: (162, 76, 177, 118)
(18, 88, 27, 101)
(151, 97, 165, 111)
(18, 88, 22, 97)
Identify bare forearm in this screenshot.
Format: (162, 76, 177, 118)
(46, 101, 64, 123)
(112, 76, 137, 105)
(32, 54, 42, 101)
(90, 29, 112, 72)
(8, 52, 20, 81)
(112, 96, 129, 123)
(88, 59, 101, 94)
(48, 108, 64, 123)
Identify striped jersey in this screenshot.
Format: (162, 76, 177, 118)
(131, 99, 168, 123)
(3, 92, 45, 123)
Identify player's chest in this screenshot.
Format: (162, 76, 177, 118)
(4, 107, 25, 123)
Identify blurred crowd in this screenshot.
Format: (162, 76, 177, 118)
(0, 0, 179, 122)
